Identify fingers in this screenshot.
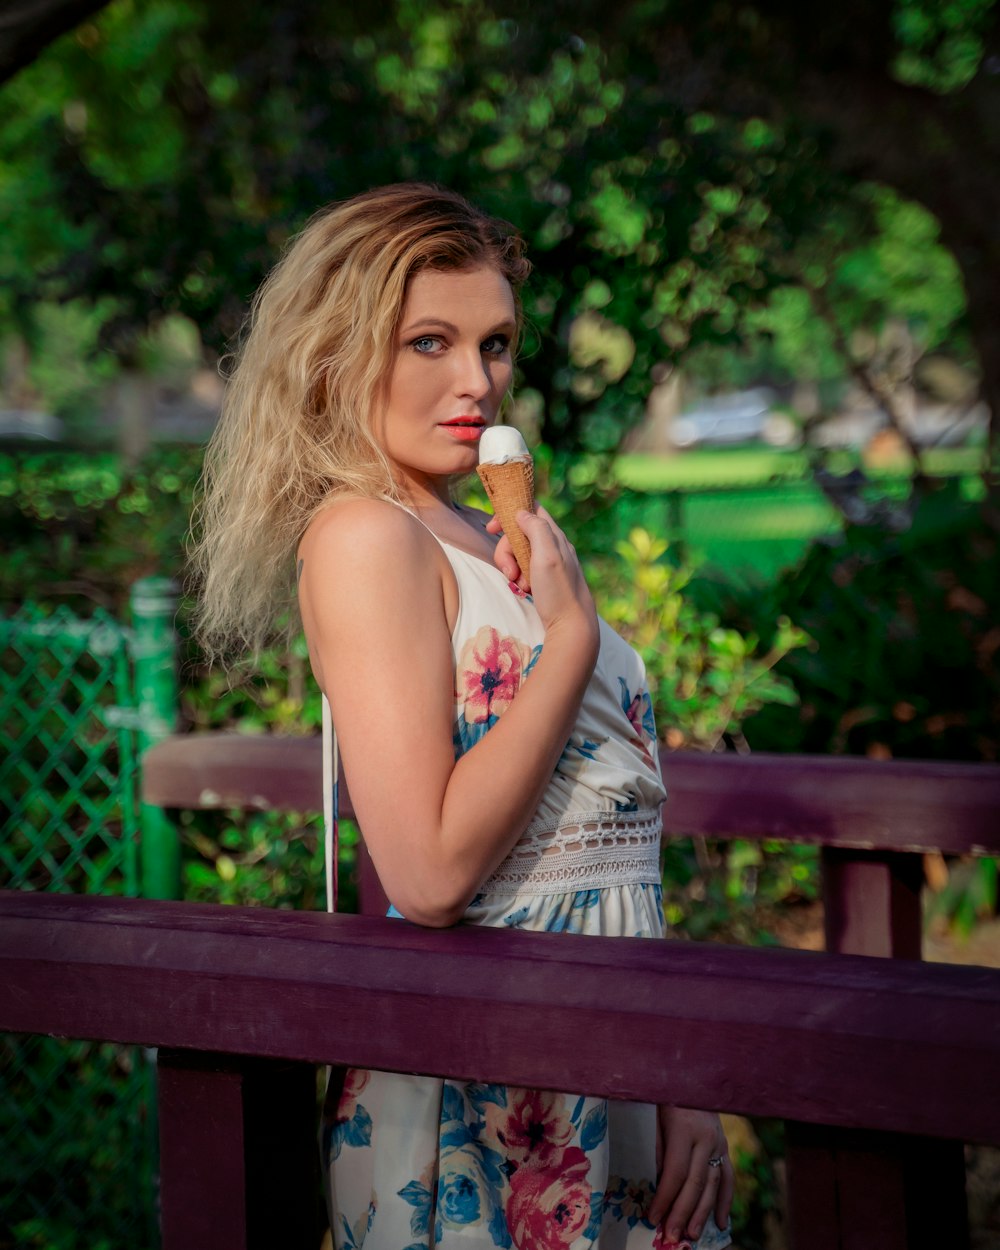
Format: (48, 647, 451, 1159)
(680, 1144, 724, 1243)
(489, 507, 559, 592)
(650, 1108, 732, 1243)
(714, 1152, 735, 1233)
(649, 1106, 689, 1226)
(491, 533, 521, 584)
(652, 1147, 725, 1244)
(649, 1128, 702, 1238)
(516, 506, 577, 570)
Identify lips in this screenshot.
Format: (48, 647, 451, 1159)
(440, 417, 487, 442)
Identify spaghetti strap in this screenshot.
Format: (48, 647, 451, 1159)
(375, 494, 445, 545)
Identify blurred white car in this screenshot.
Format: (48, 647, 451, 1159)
(0, 410, 64, 443)
(669, 389, 797, 448)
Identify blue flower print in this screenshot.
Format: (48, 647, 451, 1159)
(437, 1140, 493, 1231)
(398, 1180, 433, 1236)
(439, 1168, 481, 1224)
(604, 1174, 656, 1231)
(543, 890, 602, 934)
(523, 644, 543, 678)
(557, 732, 609, 783)
(327, 1103, 372, 1162)
(339, 1200, 376, 1250)
(467, 1083, 508, 1113)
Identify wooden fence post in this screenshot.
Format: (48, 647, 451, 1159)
(785, 1122, 969, 1250)
(158, 1050, 321, 1250)
(821, 848, 923, 959)
(783, 848, 969, 1248)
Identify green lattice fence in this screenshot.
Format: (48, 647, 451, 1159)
(1, 585, 177, 1250)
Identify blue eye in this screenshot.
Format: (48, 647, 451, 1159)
(412, 336, 439, 353)
(482, 335, 510, 355)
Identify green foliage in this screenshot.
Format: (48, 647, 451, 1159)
(582, 524, 815, 948)
(892, 0, 995, 90)
(739, 480, 1000, 762)
(681, 183, 972, 400)
(926, 855, 998, 939)
(2, 0, 978, 459)
(659, 835, 819, 945)
(0, 447, 197, 614)
(19, 299, 122, 425)
(587, 527, 807, 751)
(1, 1035, 157, 1250)
(178, 809, 359, 914)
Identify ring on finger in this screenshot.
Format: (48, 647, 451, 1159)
(707, 1156, 724, 1169)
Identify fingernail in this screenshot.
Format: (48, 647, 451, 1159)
(507, 580, 526, 596)
(667, 1230, 680, 1242)
(690, 1223, 703, 1239)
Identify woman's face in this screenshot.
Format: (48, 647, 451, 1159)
(379, 264, 517, 496)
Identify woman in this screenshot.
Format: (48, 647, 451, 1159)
(194, 183, 733, 1250)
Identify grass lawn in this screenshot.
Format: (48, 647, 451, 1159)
(609, 445, 986, 580)
(613, 445, 986, 491)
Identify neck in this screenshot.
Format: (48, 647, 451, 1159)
(397, 472, 456, 513)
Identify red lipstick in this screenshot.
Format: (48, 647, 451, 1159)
(440, 416, 486, 441)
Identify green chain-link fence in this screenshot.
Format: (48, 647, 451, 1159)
(1, 580, 178, 1250)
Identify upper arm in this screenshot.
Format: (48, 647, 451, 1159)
(297, 500, 457, 880)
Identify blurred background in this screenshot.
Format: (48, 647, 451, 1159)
(1, 1, 998, 1246)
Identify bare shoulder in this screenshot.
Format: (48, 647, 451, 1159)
(302, 496, 424, 555)
(298, 496, 437, 587)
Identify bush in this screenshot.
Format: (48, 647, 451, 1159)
(586, 526, 807, 751)
(739, 479, 999, 763)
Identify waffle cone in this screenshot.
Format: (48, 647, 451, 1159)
(477, 456, 534, 581)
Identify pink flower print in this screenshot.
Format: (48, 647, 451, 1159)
(457, 627, 531, 726)
(486, 1088, 574, 1166)
(506, 1147, 592, 1250)
(620, 682, 656, 769)
(652, 1224, 694, 1250)
(337, 1067, 371, 1121)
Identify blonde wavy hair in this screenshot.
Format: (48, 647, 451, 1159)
(190, 182, 532, 663)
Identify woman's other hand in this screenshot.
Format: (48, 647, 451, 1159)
(649, 1106, 733, 1244)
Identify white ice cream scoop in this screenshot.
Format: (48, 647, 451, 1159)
(478, 425, 530, 464)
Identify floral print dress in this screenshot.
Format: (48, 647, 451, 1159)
(325, 538, 731, 1250)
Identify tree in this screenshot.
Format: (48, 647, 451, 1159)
(510, 0, 999, 466)
(0, 0, 994, 467)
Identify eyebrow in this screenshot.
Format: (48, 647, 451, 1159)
(400, 317, 516, 336)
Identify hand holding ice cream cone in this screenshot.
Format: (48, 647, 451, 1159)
(477, 426, 535, 584)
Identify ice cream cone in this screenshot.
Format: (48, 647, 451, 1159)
(477, 456, 534, 582)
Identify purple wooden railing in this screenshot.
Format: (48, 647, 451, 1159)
(4, 741, 999, 1250)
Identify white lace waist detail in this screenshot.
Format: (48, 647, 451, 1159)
(479, 808, 663, 897)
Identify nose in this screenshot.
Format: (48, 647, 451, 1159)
(452, 347, 493, 401)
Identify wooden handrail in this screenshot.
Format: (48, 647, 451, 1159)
(3, 889, 1000, 1145)
(132, 736, 1000, 1243)
(141, 734, 1000, 857)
